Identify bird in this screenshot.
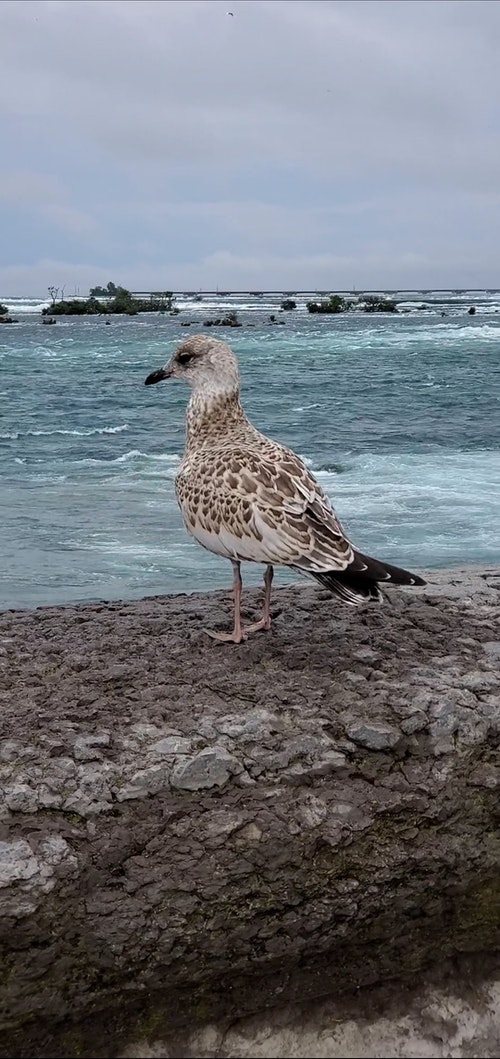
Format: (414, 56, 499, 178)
(144, 335, 425, 644)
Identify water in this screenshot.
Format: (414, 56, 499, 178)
(1, 291, 499, 609)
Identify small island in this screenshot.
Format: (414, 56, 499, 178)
(203, 311, 242, 328)
(306, 294, 398, 314)
(0, 303, 18, 323)
(35, 285, 404, 321)
(42, 284, 176, 317)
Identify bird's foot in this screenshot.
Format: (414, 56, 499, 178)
(242, 617, 271, 635)
(204, 628, 247, 644)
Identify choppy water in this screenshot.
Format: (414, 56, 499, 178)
(1, 290, 499, 609)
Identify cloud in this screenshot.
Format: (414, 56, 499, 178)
(0, 240, 487, 298)
(41, 204, 98, 237)
(0, 172, 63, 206)
(0, 170, 97, 241)
(1, 1, 500, 290)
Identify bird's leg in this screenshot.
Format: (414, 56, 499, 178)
(205, 560, 246, 644)
(242, 564, 274, 635)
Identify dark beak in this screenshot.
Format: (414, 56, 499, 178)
(144, 367, 172, 386)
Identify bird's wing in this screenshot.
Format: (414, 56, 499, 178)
(177, 446, 356, 570)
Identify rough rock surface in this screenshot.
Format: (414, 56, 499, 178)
(119, 969, 500, 1057)
(0, 566, 499, 1058)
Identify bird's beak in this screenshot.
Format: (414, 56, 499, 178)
(144, 366, 172, 386)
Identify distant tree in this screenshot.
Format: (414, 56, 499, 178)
(109, 286, 135, 312)
(361, 295, 398, 313)
(47, 286, 59, 305)
(42, 286, 175, 317)
(89, 281, 118, 297)
(306, 294, 351, 314)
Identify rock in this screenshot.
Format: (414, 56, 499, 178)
(0, 839, 39, 887)
(352, 647, 380, 665)
(308, 750, 348, 776)
(151, 736, 192, 756)
(3, 783, 39, 813)
(346, 722, 401, 750)
(483, 641, 500, 660)
(400, 712, 428, 735)
(0, 572, 500, 1057)
(116, 765, 170, 801)
(171, 746, 242, 790)
(73, 732, 111, 761)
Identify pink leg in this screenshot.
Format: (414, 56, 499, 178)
(205, 560, 246, 644)
(243, 564, 274, 635)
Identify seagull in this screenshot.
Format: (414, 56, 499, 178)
(145, 335, 425, 644)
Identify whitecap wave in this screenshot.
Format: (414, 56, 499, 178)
(292, 403, 321, 412)
(0, 298, 51, 314)
(78, 450, 180, 466)
(0, 424, 129, 440)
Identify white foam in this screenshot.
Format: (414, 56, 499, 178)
(292, 403, 321, 412)
(0, 424, 128, 440)
(78, 450, 180, 466)
(307, 449, 500, 563)
(0, 298, 51, 314)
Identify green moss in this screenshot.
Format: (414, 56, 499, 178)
(64, 811, 85, 826)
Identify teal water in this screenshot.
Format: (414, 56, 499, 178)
(1, 295, 499, 609)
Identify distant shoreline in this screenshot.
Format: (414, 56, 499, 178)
(3, 287, 500, 299)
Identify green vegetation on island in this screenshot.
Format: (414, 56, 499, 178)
(0, 302, 19, 323)
(38, 284, 399, 320)
(42, 284, 175, 316)
(363, 295, 398, 313)
(306, 294, 398, 314)
(89, 282, 119, 297)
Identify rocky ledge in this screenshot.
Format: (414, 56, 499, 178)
(0, 566, 499, 1057)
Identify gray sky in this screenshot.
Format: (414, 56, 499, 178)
(1, 0, 500, 294)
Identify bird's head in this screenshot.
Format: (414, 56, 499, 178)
(145, 334, 240, 398)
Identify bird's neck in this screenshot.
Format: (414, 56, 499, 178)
(185, 387, 255, 453)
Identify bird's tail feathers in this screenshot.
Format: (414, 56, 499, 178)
(307, 550, 426, 607)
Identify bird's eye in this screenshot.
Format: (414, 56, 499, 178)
(177, 352, 193, 365)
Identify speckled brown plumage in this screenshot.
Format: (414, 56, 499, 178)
(145, 335, 425, 642)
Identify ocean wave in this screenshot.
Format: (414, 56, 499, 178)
(78, 450, 180, 466)
(0, 299, 51, 314)
(292, 403, 321, 412)
(0, 424, 129, 440)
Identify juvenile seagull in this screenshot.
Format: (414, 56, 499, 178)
(145, 335, 425, 643)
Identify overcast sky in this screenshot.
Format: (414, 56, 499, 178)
(1, 0, 500, 294)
